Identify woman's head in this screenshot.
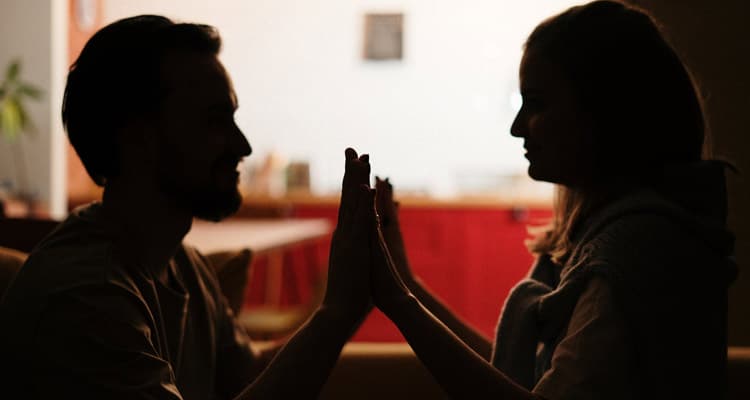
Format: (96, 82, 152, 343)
(511, 0, 705, 187)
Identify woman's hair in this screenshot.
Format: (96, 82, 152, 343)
(523, 1, 707, 262)
(62, 15, 222, 186)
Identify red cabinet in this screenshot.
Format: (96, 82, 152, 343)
(291, 203, 553, 342)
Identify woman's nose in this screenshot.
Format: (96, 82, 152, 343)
(510, 110, 526, 138)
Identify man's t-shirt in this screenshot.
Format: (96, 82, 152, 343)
(0, 204, 257, 399)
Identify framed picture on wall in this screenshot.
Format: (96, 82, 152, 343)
(363, 13, 404, 61)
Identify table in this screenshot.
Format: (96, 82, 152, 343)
(185, 218, 332, 305)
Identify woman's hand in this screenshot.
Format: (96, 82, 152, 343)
(375, 177, 414, 285)
(371, 207, 414, 315)
(323, 148, 374, 322)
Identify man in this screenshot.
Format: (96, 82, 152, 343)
(0, 15, 375, 399)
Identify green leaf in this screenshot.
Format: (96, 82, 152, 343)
(17, 103, 36, 136)
(1, 98, 23, 140)
(6, 61, 20, 82)
(18, 84, 41, 99)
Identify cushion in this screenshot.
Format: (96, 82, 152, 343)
(0, 246, 28, 298)
(0, 218, 60, 253)
(206, 248, 252, 315)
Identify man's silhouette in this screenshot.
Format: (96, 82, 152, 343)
(0, 15, 375, 399)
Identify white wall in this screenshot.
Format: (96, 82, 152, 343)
(105, 0, 576, 196)
(0, 0, 68, 217)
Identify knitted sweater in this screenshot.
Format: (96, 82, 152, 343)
(491, 161, 735, 398)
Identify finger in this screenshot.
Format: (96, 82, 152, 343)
(358, 186, 376, 226)
(351, 154, 371, 187)
(341, 183, 367, 237)
(352, 185, 375, 245)
(343, 151, 370, 194)
(339, 148, 361, 226)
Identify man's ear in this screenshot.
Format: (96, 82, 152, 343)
(115, 116, 160, 173)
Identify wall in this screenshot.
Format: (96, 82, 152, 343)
(627, 0, 750, 345)
(104, 0, 576, 196)
(0, 0, 68, 218)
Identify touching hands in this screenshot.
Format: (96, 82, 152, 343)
(324, 150, 414, 319)
(371, 177, 414, 314)
(375, 176, 415, 285)
(323, 148, 375, 322)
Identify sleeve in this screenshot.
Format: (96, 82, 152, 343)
(188, 247, 259, 398)
(213, 285, 260, 398)
(33, 285, 183, 400)
(532, 277, 633, 400)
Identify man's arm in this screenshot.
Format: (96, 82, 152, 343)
(235, 148, 375, 399)
(234, 305, 364, 399)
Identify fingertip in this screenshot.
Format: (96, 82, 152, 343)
(345, 147, 357, 160)
(360, 154, 369, 163)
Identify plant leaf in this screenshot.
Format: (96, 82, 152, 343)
(1, 99, 23, 140)
(18, 84, 42, 100)
(17, 103, 36, 136)
(6, 61, 20, 82)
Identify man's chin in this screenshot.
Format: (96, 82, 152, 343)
(192, 190, 243, 222)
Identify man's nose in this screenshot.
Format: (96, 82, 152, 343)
(231, 124, 252, 157)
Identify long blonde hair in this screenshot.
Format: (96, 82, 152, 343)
(526, 185, 606, 264)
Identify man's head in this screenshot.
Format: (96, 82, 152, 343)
(63, 15, 251, 221)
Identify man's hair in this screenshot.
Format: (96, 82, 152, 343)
(62, 15, 222, 186)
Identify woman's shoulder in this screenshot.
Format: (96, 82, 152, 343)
(585, 190, 729, 255)
(570, 189, 734, 287)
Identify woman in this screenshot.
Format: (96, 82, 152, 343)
(367, 1, 735, 398)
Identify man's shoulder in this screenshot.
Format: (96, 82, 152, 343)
(16, 226, 120, 295)
(2, 206, 147, 320)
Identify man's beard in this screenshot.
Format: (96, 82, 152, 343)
(158, 165, 243, 222)
(186, 185, 242, 222)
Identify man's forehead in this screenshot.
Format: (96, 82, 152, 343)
(161, 51, 237, 106)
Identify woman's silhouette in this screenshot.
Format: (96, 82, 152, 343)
(369, 1, 735, 398)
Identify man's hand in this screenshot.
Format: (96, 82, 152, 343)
(322, 148, 374, 323)
(375, 176, 415, 285)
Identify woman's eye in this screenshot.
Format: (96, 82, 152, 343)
(522, 96, 543, 111)
(208, 113, 233, 126)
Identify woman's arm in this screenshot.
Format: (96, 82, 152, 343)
(375, 177, 493, 359)
(371, 219, 539, 400)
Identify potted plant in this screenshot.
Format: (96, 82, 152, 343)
(0, 59, 42, 215)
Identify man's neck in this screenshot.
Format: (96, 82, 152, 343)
(101, 177, 193, 285)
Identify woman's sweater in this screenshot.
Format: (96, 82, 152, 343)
(492, 161, 735, 398)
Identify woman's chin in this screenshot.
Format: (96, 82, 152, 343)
(527, 165, 562, 185)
